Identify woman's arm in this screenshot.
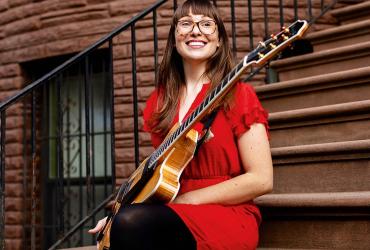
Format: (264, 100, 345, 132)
(173, 123, 273, 205)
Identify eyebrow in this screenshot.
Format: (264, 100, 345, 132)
(179, 17, 214, 21)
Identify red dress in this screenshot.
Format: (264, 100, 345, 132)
(143, 82, 269, 250)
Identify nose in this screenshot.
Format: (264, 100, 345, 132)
(191, 23, 201, 35)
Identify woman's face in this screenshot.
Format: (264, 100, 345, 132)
(175, 11, 219, 64)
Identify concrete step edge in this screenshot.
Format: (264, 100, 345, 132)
(269, 99, 370, 123)
(271, 139, 370, 157)
(256, 66, 370, 96)
(270, 41, 370, 70)
(330, 0, 370, 18)
(306, 19, 370, 43)
(255, 191, 370, 208)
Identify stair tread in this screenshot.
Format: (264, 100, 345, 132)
(271, 139, 370, 155)
(270, 40, 370, 69)
(306, 19, 370, 41)
(255, 191, 370, 207)
(269, 99, 370, 121)
(256, 66, 370, 94)
(331, 0, 370, 17)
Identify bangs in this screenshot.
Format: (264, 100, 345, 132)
(174, 0, 218, 23)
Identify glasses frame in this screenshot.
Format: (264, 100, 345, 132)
(176, 19, 217, 35)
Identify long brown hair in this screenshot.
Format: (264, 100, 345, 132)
(149, 0, 234, 135)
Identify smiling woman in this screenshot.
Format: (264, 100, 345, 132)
(89, 1, 273, 249)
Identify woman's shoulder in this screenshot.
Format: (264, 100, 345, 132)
(230, 82, 260, 108)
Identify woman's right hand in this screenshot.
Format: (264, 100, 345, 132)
(88, 216, 108, 234)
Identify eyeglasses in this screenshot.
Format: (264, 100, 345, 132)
(177, 19, 217, 35)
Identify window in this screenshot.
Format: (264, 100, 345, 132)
(22, 50, 114, 247)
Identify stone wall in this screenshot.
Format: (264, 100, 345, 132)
(0, 0, 345, 248)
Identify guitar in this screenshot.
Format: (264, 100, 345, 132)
(97, 19, 309, 249)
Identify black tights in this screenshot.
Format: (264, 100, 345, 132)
(110, 204, 196, 250)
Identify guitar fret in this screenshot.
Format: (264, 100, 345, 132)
(237, 61, 244, 72)
(207, 94, 213, 106)
(210, 89, 216, 99)
(185, 116, 191, 127)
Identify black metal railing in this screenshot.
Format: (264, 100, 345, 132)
(0, 0, 339, 249)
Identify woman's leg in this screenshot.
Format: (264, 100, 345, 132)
(110, 204, 196, 250)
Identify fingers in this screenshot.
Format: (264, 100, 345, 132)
(88, 217, 108, 234)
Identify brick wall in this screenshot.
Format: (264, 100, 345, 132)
(0, 0, 344, 248)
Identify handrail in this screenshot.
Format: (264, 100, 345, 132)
(0, 0, 167, 112)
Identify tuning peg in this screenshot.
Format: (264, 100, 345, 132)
(270, 34, 277, 40)
(269, 43, 277, 49)
(281, 34, 289, 40)
(258, 52, 264, 58)
(258, 41, 266, 48)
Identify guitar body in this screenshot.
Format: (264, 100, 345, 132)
(98, 127, 199, 250)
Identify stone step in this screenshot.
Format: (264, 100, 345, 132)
(269, 41, 370, 82)
(268, 100, 370, 147)
(256, 191, 370, 249)
(331, 0, 370, 24)
(256, 66, 370, 113)
(306, 19, 370, 51)
(270, 140, 370, 193)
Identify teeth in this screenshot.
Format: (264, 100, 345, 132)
(188, 41, 205, 46)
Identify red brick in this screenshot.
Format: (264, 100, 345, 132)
(5, 197, 24, 211)
(5, 239, 23, 250)
(5, 211, 23, 225)
(0, 64, 21, 78)
(4, 225, 23, 238)
(3, 16, 41, 36)
(4, 183, 23, 197)
(5, 156, 24, 169)
(5, 169, 23, 183)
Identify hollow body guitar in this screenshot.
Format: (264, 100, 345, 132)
(97, 20, 309, 250)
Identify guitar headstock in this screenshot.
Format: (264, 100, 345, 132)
(244, 20, 309, 66)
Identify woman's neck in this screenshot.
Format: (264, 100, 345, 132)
(183, 60, 209, 89)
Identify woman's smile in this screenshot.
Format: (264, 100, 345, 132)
(186, 39, 208, 49)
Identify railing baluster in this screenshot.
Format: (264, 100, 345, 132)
(247, 0, 254, 50)
(0, 111, 5, 250)
(279, 0, 284, 27)
(21, 99, 28, 250)
(109, 39, 116, 191)
(78, 63, 84, 244)
(103, 51, 108, 212)
(263, 0, 268, 39)
(89, 57, 96, 245)
(294, 0, 298, 20)
(131, 24, 140, 169)
(31, 91, 37, 250)
(231, 0, 237, 59)
(173, 0, 177, 12)
(65, 73, 71, 248)
(84, 56, 92, 217)
(307, 0, 313, 20)
(56, 75, 65, 237)
(153, 9, 158, 86)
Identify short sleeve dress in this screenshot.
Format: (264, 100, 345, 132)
(142, 82, 269, 250)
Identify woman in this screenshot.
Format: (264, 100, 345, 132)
(89, 0, 273, 249)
